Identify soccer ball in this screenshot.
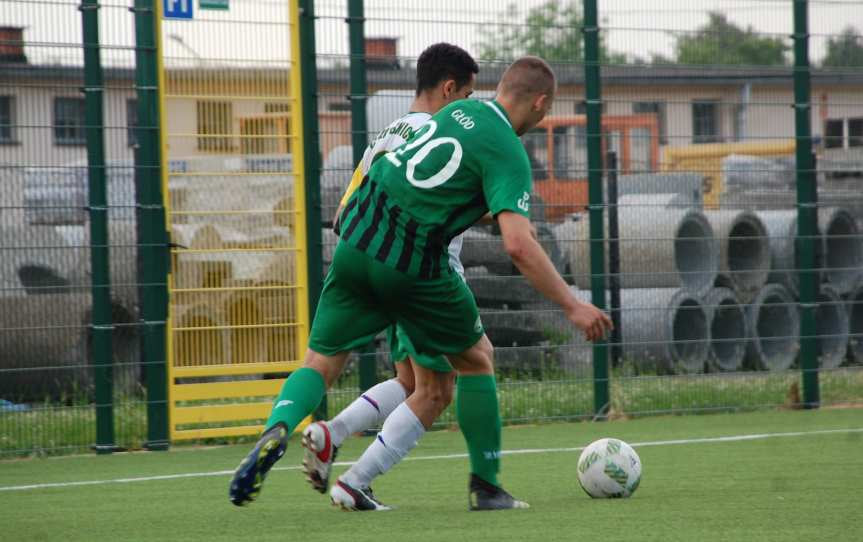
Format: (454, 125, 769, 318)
(576, 438, 642, 498)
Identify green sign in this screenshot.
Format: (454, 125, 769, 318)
(200, 0, 228, 10)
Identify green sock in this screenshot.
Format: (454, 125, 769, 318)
(264, 367, 326, 434)
(456, 374, 501, 487)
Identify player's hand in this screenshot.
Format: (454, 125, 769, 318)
(565, 300, 613, 343)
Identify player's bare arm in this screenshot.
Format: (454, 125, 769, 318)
(497, 211, 612, 342)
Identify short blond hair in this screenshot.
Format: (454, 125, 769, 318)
(498, 56, 556, 100)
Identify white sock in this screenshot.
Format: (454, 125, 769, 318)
(340, 402, 425, 489)
(329, 378, 408, 447)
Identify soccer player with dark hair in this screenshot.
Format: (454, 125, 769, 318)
(228, 54, 612, 511)
(304, 42, 516, 507)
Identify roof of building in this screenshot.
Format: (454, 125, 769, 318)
(2, 61, 862, 88)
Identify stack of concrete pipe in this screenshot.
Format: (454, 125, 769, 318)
(614, 288, 710, 374)
(559, 196, 719, 372)
(756, 207, 862, 369)
(816, 284, 850, 370)
(701, 287, 747, 372)
(703, 210, 770, 303)
(168, 221, 297, 368)
(819, 207, 863, 295)
(745, 283, 800, 371)
(567, 196, 719, 294)
(0, 225, 95, 399)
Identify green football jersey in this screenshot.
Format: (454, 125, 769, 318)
(338, 99, 532, 279)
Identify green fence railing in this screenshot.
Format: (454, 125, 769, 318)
(2, 0, 862, 459)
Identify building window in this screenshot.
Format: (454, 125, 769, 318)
(633, 101, 667, 145)
(692, 100, 720, 143)
(849, 118, 863, 148)
(196, 101, 233, 152)
(264, 102, 290, 114)
(0, 96, 16, 143)
(127, 99, 138, 147)
(54, 97, 86, 145)
(824, 119, 844, 149)
(327, 101, 352, 112)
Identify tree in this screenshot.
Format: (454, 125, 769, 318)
(822, 27, 863, 68)
(674, 12, 788, 66)
(475, 0, 624, 64)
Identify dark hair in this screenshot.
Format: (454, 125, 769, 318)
(415, 43, 479, 96)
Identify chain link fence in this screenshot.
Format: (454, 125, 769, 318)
(314, 0, 863, 424)
(2, 0, 862, 457)
(1, 0, 148, 456)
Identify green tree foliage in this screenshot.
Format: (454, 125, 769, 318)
(822, 27, 863, 68)
(475, 0, 624, 64)
(674, 12, 788, 66)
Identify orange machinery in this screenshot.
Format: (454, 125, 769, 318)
(523, 114, 660, 221)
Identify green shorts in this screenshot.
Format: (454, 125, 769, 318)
(386, 325, 409, 364)
(309, 242, 483, 373)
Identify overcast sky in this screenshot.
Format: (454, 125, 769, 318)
(2, 0, 861, 66)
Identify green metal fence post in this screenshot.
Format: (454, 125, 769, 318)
(347, 0, 377, 393)
(793, 0, 820, 408)
(583, 0, 610, 418)
(134, 0, 170, 449)
(81, 0, 115, 454)
(299, 0, 327, 419)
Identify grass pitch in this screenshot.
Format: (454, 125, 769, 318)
(1, 408, 861, 542)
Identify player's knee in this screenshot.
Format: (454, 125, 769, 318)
(439, 379, 454, 406)
(395, 364, 415, 394)
(480, 341, 495, 368)
(414, 378, 453, 414)
(303, 350, 349, 387)
(470, 336, 496, 373)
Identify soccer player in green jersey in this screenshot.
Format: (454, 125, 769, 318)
(302, 43, 510, 504)
(229, 56, 613, 511)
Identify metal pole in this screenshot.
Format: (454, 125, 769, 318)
(347, 0, 377, 393)
(348, 0, 368, 166)
(793, 0, 820, 408)
(606, 151, 622, 368)
(134, 0, 170, 448)
(81, 0, 115, 454)
(299, 0, 326, 419)
(584, 0, 609, 418)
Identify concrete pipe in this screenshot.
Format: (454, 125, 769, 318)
(704, 210, 770, 303)
(64, 223, 140, 313)
(170, 224, 223, 250)
(568, 203, 719, 295)
(0, 225, 78, 295)
(460, 225, 565, 277)
(84, 300, 141, 394)
(224, 292, 269, 364)
(702, 287, 747, 372)
(820, 207, 863, 295)
(617, 173, 704, 208)
(745, 283, 800, 371)
(222, 251, 298, 364)
(759, 210, 822, 298)
(713, 273, 735, 290)
(616, 288, 710, 373)
(816, 284, 849, 370)
(0, 293, 90, 401)
(845, 281, 863, 365)
(172, 303, 231, 367)
(272, 196, 296, 231)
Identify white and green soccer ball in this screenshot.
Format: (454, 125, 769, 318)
(577, 438, 642, 498)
